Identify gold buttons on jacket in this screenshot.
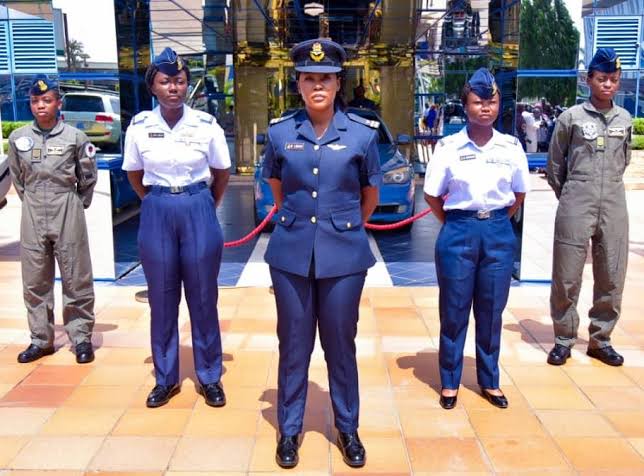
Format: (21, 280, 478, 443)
(313, 168, 319, 175)
(312, 191, 318, 198)
(310, 216, 317, 224)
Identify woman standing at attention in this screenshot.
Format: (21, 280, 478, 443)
(262, 38, 381, 468)
(424, 68, 530, 410)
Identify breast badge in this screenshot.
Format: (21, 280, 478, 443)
(581, 122, 598, 140)
(15, 136, 34, 152)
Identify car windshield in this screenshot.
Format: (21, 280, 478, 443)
(62, 96, 105, 112)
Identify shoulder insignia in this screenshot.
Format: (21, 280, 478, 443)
(84, 142, 96, 158)
(503, 134, 519, 146)
(197, 111, 215, 124)
(347, 112, 379, 129)
(132, 111, 150, 125)
(269, 110, 298, 126)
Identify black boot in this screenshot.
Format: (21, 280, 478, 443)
(587, 346, 624, 366)
(547, 344, 571, 366)
(275, 434, 299, 468)
(17, 344, 54, 363)
(337, 431, 366, 467)
(75, 342, 95, 364)
(146, 384, 180, 408)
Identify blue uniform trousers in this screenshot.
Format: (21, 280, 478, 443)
(435, 209, 515, 390)
(269, 265, 366, 436)
(138, 183, 223, 387)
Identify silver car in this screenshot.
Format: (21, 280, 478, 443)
(61, 92, 121, 151)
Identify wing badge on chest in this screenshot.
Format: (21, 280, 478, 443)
(327, 144, 347, 151)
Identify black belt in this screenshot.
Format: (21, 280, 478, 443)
(149, 181, 208, 194)
(446, 208, 509, 220)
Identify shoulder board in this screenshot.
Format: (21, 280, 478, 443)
(438, 134, 456, 147)
(347, 112, 379, 129)
(503, 134, 519, 146)
(269, 110, 298, 126)
(132, 111, 151, 125)
(196, 111, 215, 124)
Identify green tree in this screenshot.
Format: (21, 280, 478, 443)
(67, 39, 90, 70)
(518, 0, 579, 106)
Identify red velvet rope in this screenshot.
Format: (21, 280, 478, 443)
(223, 204, 433, 247)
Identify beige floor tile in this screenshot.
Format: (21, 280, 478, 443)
(4, 471, 84, 476)
(0, 365, 37, 385)
(563, 366, 636, 387)
(503, 364, 573, 387)
(330, 436, 409, 473)
(399, 407, 475, 438)
(40, 407, 123, 436)
(581, 386, 644, 410)
(184, 407, 260, 436)
(518, 385, 594, 410)
(629, 438, 644, 458)
(0, 384, 76, 407)
(89, 436, 178, 471)
(0, 436, 28, 466)
(0, 407, 56, 435)
(10, 436, 104, 470)
(0, 383, 14, 398)
(111, 408, 191, 436)
(169, 436, 254, 472)
(536, 410, 618, 437)
(458, 385, 530, 410)
(21, 365, 93, 386)
(81, 365, 151, 387)
(480, 436, 570, 472)
(555, 437, 644, 470)
(62, 385, 139, 409)
(603, 411, 644, 437)
(406, 437, 490, 473)
(468, 408, 548, 437)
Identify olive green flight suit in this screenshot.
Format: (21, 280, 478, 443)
(547, 101, 632, 349)
(8, 121, 97, 348)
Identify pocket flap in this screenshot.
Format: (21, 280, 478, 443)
(276, 208, 296, 227)
(330, 208, 362, 231)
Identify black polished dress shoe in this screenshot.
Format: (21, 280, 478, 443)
(275, 434, 299, 468)
(439, 389, 458, 410)
(199, 381, 226, 407)
(480, 387, 508, 409)
(547, 344, 571, 366)
(17, 344, 54, 363)
(75, 342, 95, 364)
(587, 346, 624, 366)
(337, 431, 366, 468)
(146, 384, 180, 408)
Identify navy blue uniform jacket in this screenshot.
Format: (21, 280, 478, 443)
(262, 108, 382, 278)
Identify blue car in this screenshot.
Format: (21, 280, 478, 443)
(254, 107, 416, 230)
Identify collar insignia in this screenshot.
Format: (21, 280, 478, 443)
(310, 42, 325, 62)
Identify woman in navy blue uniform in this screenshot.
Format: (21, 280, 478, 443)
(262, 38, 381, 468)
(122, 48, 231, 408)
(424, 69, 530, 410)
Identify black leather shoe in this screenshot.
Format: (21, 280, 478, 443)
(146, 384, 180, 408)
(337, 431, 366, 468)
(17, 344, 54, 363)
(439, 389, 458, 410)
(199, 382, 226, 407)
(587, 346, 624, 366)
(275, 434, 299, 468)
(75, 342, 94, 364)
(547, 344, 571, 366)
(480, 387, 508, 409)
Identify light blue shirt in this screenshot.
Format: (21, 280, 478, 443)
(423, 127, 530, 211)
(122, 104, 230, 187)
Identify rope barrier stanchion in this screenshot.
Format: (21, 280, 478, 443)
(224, 204, 278, 248)
(365, 207, 433, 230)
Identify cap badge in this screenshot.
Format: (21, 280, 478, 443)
(176, 57, 184, 70)
(310, 42, 325, 62)
(491, 82, 498, 96)
(615, 57, 621, 69)
(37, 80, 48, 92)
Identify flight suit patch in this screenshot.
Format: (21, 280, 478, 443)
(15, 136, 34, 152)
(285, 142, 304, 151)
(148, 132, 165, 138)
(581, 122, 598, 140)
(47, 146, 64, 155)
(607, 127, 625, 137)
(459, 154, 476, 161)
(31, 148, 42, 162)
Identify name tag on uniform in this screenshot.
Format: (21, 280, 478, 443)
(148, 132, 164, 138)
(607, 127, 625, 137)
(459, 154, 476, 161)
(31, 148, 42, 162)
(46, 146, 63, 155)
(285, 142, 304, 151)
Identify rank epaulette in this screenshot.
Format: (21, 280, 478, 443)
(269, 110, 298, 126)
(347, 112, 379, 129)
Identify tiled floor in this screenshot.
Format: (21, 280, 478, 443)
(0, 156, 643, 474)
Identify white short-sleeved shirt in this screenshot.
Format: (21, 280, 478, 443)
(423, 127, 530, 211)
(122, 104, 231, 186)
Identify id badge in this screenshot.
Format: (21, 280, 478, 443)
(596, 136, 605, 151)
(31, 148, 42, 163)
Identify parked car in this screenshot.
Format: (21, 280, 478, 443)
(0, 154, 10, 209)
(61, 92, 121, 151)
(254, 107, 416, 230)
